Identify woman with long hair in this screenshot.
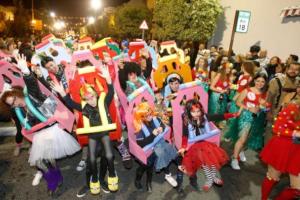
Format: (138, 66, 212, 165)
(230, 73, 269, 170)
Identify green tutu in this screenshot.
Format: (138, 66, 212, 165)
(224, 100, 240, 141)
(208, 91, 228, 117)
(226, 109, 266, 150)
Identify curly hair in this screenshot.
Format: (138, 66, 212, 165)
(133, 102, 157, 132)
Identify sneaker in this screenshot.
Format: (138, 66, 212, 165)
(213, 178, 224, 187)
(32, 170, 43, 186)
(14, 145, 21, 156)
(231, 159, 241, 170)
(76, 160, 86, 172)
(165, 173, 178, 187)
(239, 151, 247, 162)
(117, 142, 132, 169)
(100, 181, 110, 194)
(107, 176, 119, 192)
(76, 186, 89, 198)
(90, 180, 100, 195)
(176, 186, 185, 197)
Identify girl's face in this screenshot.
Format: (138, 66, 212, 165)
(254, 77, 266, 90)
(198, 58, 205, 67)
(140, 59, 147, 70)
(169, 80, 180, 92)
(5, 96, 26, 108)
(143, 111, 153, 122)
(45, 61, 59, 74)
(225, 66, 232, 74)
(84, 93, 97, 107)
(270, 57, 278, 65)
(190, 107, 202, 120)
(128, 72, 137, 82)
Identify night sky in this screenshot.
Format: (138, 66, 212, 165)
(1, 0, 130, 16)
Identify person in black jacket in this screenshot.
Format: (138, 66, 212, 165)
(52, 65, 118, 196)
(0, 54, 80, 196)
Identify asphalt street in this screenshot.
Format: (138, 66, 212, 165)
(0, 127, 289, 200)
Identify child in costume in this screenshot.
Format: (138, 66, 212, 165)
(161, 73, 182, 109)
(118, 61, 152, 96)
(177, 99, 238, 192)
(208, 62, 232, 118)
(52, 65, 119, 196)
(133, 102, 178, 192)
(230, 73, 269, 170)
(260, 97, 300, 200)
(0, 54, 81, 195)
(193, 57, 210, 92)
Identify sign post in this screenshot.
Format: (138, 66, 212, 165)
(228, 10, 251, 57)
(139, 20, 149, 40)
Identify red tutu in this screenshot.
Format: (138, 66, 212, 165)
(182, 141, 229, 176)
(260, 136, 300, 176)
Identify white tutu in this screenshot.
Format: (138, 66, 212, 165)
(28, 123, 81, 166)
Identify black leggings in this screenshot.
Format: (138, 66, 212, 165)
(11, 111, 23, 144)
(86, 135, 116, 183)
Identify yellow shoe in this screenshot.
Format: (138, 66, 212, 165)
(108, 176, 119, 192)
(90, 180, 100, 195)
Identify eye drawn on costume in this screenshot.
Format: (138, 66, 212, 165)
(8, 68, 21, 78)
(2, 74, 12, 84)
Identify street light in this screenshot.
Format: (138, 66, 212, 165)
(50, 12, 56, 18)
(90, 0, 101, 10)
(88, 16, 95, 24)
(53, 21, 65, 30)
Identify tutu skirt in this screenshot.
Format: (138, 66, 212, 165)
(224, 101, 240, 142)
(29, 124, 81, 166)
(208, 91, 228, 117)
(182, 141, 229, 176)
(260, 136, 300, 176)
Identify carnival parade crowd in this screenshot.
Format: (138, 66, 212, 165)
(0, 34, 300, 200)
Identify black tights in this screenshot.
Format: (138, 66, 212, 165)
(86, 135, 116, 183)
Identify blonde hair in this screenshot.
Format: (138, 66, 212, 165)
(133, 102, 157, 132)
(79, 83, 97, 99)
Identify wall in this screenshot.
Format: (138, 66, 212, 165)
(210, 0, 300, 60)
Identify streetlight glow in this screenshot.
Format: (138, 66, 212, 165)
(53, 21, 65, 30)
(91, 0, 101, 10)
(50, 12, 56, 18)
(88, 16, 95, 24)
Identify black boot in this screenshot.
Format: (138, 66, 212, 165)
(135, 166, 145, 191)
(175, 171, 185, 196)
(189, 175, 199, 191)
(146, 167, 153, 193)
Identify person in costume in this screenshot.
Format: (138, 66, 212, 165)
(41, 56, 69, 90)
(230, 73, 269, 170)
(133, 102, 178, 192)
(0, 54, 81, 195)
(193, 57, 210, 92)
(208, 62, 232, 119)
(225, 60, 255, 142)
(260, 94, 300, 200)
(161, 73, 182, 109)
(118, 61, 152, 96)
(177, 99, 238, 192)
(121, 40, 129, 53)
(52, 65, 119, 196)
